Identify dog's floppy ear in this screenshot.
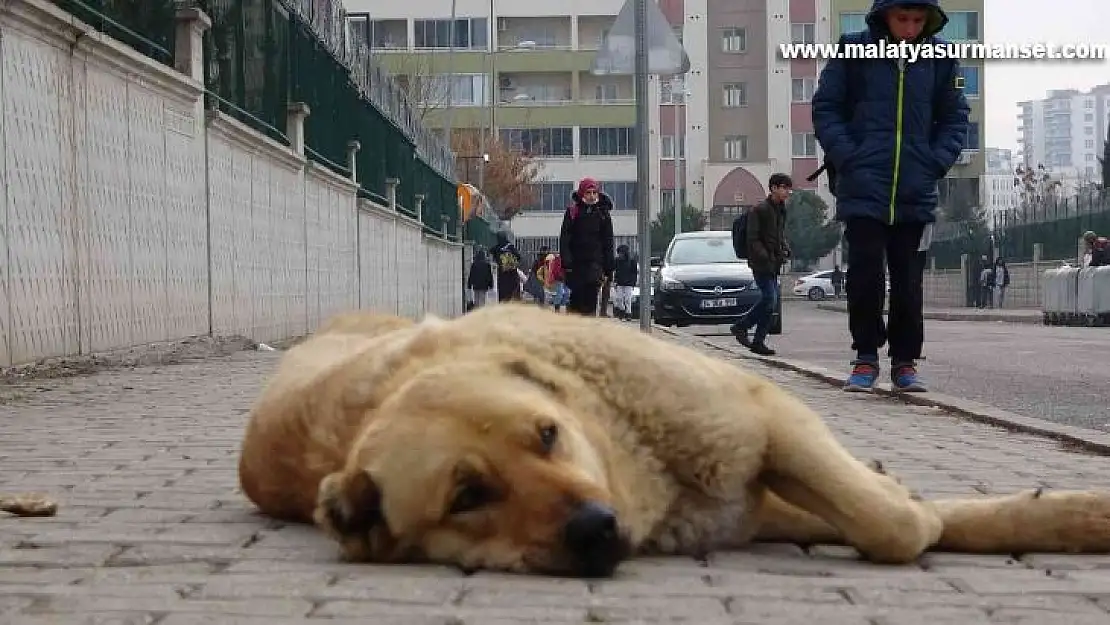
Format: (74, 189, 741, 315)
(315, 469, 384, 536)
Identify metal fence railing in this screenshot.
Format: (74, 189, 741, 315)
(52, 0, 461, 241)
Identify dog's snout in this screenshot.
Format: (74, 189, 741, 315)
(563, 500, 625, 577)
(565, 501, 618, 546)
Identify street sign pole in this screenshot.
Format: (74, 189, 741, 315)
(634, 0, 651, 332)
(591, 0, 688, 334)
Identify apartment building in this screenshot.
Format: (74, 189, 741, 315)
(1017, 84, 1110, 182)
(830, 0, 985, 214)
(981, 147, 1019, 225)
(344, 0, 666, 253)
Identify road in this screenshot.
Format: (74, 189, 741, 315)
(4, 341, 1110, 623)
(692, 301, 1110, 432)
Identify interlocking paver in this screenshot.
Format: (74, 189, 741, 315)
(3, 336, 1110, 624)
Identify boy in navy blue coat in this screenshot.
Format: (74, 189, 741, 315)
(812, 0, 969, 392)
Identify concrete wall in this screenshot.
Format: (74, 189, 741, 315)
(0, 0, 462, 366)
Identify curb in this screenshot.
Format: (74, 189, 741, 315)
(652, 324, 1110, 456)
(815, 303, 1043, 325)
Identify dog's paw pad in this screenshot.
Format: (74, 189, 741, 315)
(0, 493, 58, 517)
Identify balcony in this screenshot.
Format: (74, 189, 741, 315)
(577, 15, 612, 51)
(579, 73, 634, 106)
(347, 16, 407, 51)
(498, 72, 572, 106)
(495, 16, 572, 51)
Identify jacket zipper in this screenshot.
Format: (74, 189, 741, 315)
(888, 61, 906, 225)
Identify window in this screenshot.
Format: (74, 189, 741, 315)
(1086, 126, 1095, 135)
(661, 76, 687, 104)
(580, 127, 636, 156)
(791, 23, 815, 45)
(792, 132, 817, 157)
(839, 12, 866, 35)
(595, 83, 620, 102)
(661, 135, 685, 159)
(1085, 113, 1094, 121)
(964, 122, 980, 150)
(723, 135, 748, 161)
(601, 181, 638, 208)
(957, 66, 980, 97)
(433, 74, 489, 106)
(721, 27, 746, 53)
(791, 78, 815, 103)
(661, 188, 686, 212)
(1086, 99, 1095, 109)
(348, 18, 407, 49)
(414, 18, 488, 49)
(722, 83, 747, 108)
(531, 182, 576, 211)
(938, 11, 979, 41)
(1087, 139, 1096, 148)
(500, 128, 574, 157)
(1087, 153, 1095, 161)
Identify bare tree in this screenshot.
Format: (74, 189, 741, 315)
(452, 130, 542, 221)
(390, 55, 457, 122)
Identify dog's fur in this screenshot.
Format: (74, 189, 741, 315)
(239, 304, 1110, 576)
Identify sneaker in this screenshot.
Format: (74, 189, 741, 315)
(750, 342, 776, 356)
(891, 363, 926, 392)
(730, 324, 752, 348)
(844, 360, 880, 392)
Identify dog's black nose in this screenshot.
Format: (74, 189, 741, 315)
(563, 501, 625, 577)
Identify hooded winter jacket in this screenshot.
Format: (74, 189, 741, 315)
(811, 0, 971, 225)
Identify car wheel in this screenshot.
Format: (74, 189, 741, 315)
(807, 286, 826, 301)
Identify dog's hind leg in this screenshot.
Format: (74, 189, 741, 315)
(751, 489, 842, 544)
(752, 388, 942, 564)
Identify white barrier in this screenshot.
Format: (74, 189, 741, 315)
(1042, 265, 1110, 325)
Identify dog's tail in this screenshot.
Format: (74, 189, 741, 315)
(931, 489, 1110, 554)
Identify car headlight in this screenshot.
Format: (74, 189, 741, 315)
(659, 277, 685, 291)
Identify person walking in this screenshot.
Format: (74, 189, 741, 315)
(489, 231, 523, 303)
(466, 248, 494, 308)
(611, 244, 638, 320)
(559, 178, 615, 316)
(811, 0, 970, 392)
(729, 173, 792, 356)
(831, 264, 845, 299)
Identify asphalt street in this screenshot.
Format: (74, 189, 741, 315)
(692, 301, 1110, 432)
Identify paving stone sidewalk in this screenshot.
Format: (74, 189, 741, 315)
(3, 336, 1110, 625)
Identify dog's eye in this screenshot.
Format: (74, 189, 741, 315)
(449, 483, 491, 515)
(538, 424, 558, 453)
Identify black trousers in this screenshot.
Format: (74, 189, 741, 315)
(843, 217, 926, 362)
(566, 274, 601, 316)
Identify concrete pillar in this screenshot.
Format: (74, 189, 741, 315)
(386, 178, 400, 211)
(346, 140, 361, 183)
(173, 8, 211, 83)
(960, 253, 970, 307)
(414, 193, 426, 221)
(287, 103, 311, 157)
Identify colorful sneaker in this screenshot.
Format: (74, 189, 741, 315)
(891, 363, 926, 392)
(844, 360, 880, 393)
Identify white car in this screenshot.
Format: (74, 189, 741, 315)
(792, 269, 890, 301)
(793, 270, 838, 300)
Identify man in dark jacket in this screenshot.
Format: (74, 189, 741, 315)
(812, 0, 970, 393)
(729, 173, 792, 356)
(466, 248, 494, 308)
(559, 178, 615, 316)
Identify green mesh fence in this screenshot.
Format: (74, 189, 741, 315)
(54, 0, 460, 241)
(50, 0, 176, 64)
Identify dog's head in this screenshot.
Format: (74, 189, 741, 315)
(313, 354, 632, 577)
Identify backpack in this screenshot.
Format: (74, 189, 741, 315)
(731, 212, 749, 259)
(497, 250, 519, 271)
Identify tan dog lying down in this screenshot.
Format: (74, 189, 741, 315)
(239, 304, 1110, 576)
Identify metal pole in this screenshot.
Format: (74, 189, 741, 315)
(672, 77, 680, 240)
(444, 0, 457, 149)
(634, 0, 651, 332)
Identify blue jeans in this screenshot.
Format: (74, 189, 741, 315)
(735, 272, 778, 343)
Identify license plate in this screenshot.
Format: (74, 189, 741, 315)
(701, 298, 737, 309)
